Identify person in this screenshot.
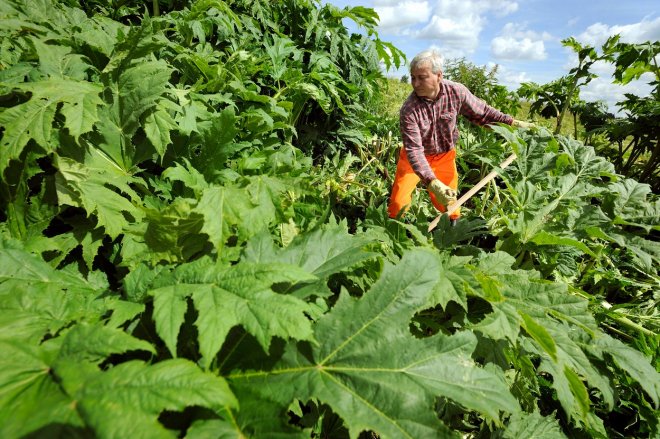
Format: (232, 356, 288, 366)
(387, 49, 534, 222)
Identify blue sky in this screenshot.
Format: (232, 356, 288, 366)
(324, 0, 659, 113)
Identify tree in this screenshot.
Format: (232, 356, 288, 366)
(518, 38, 601, 136)
(601, 37, 660, 190)
(518, 76, 575, 133)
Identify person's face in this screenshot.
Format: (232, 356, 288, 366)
(410, 63, 442, 99)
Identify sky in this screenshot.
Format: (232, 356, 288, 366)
(324, 0, 659, 113)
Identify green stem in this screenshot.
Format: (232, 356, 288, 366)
(601, 301, 657, 337)
(555, 76, 579, 135)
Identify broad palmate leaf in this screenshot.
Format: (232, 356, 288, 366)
(77, 359, 237, 438)
(55, 155, 145, 238)
(504, 411, 568, 438)
(0, 247, 109, 343)
(149, 257, 317, 368)
(229, 249, 520, 438)
(195, 176, 287, 251)
(0, 79, 103, 173)
(593, 332, 660, 408)
(0, 324, 153, 438)
(1, 323, 236, 438)
(243, 222, 379, 298)
(94, 58, 173, 170)
(0, 340, 82, 438)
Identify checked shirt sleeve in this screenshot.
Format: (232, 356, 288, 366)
(458, 84, 514, 126)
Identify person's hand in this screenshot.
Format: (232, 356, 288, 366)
(513, 119, 536, 129)
(428, 179, 457, 205)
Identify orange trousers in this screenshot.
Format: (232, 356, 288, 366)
(387, 148, 460, 219)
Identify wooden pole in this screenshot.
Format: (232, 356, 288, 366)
(427, 153, 517, 232)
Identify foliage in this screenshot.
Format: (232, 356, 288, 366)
(601, 37, 660, 191)
(519, 35, 659, 191)
(518, 37, 600, 136)
(0, 1, 658, 438)
(443, 57, 520, 116)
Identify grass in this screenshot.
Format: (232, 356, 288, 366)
(375, 77, 412, 120)
(515, 100, 584, 138)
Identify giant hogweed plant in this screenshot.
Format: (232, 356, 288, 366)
(0, 0, 659, 438)
(2, 217, 659, 438)
(430, 125, 660, 434)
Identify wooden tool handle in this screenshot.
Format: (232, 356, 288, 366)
(427, 153, 517, 232)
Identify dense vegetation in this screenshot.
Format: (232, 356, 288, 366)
(517, 37, 660, 192)
(0, 1, 658, 438)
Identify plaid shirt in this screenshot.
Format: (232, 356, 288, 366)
(399, 79, 514, 184)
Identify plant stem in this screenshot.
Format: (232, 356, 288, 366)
(601, 300, 657, 337)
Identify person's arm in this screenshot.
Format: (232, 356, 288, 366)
(458, 86, 513, 126)
(458, 85, 535, 129)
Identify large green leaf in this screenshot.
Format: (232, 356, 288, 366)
(94, 58, 173, 170)
(470, 257, 597, 343)
(31, 37, 89, 81)
(546, 325, 615, 410)
(0, 248, 108, 343)
(149, 258, 317, 368)
(192, 106, 240, 178)
(55, 155, 145, 238)
(243, 222, 378, 280)
(0, 78, 103, 173)
(0, 317, 235, 437)
(0, 341, 83, 438)
(265, 35, 301, 82)
(195, 176, 288, 252)
(560, 137, 616, 181)
(57, 323, 155, 363)
(593, 333, 660, 408)
(519, 311, 558, 362)
(52, 324, 157, 398)
(77, 359, 237, 438)
(144, 101, 178, 157)
(498, 276, 595, 327)
(538, 359, 602, 432)
(529, 230, 596, 257)
(243, 222, 380, 300)
(504, 411, 568, 438)
(605, 179, 660, 232)
(228, 249, 520, 438)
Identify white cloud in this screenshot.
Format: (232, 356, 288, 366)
(499, 22, 553, 41)
(412, 0, 518, 55)
(589, 59, 616, 76)
(478, 0, 518, 17)
(490, 23, 549, 60)
(567, 16, 580, 27)
(577, 16, 660, 47)
(581, 74, 655, 115)
(374, 1, 431, 31)
(487, 62, 532, 89)
(492, 36, 547, 60)
(417, 14, 483, 51)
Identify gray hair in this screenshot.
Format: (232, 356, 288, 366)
(410, 50, 444, 74)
